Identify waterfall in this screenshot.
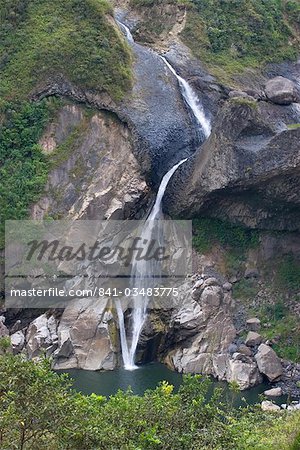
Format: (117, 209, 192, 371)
(115, 18, 212, 370)
(118, 159, 188, 370)
(160, 56, 211, 138)
(116, 19, 134, 43)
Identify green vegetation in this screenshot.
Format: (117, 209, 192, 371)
(0, 352, 300, 449)
(287, 124, 300, 130)
(0, 0, 132, 101)
(0, 100, 51, 248)
(258, 301, 300, 362)
(232, 279, 260, 301)
(193, 217, 259, 254)
(277, 255, 300, 291)
(182, 0, 299, 79)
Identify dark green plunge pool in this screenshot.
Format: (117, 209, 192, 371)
(58, 362, 286, 407)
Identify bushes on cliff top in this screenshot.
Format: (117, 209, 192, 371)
(0, 0, 132, 101)
(0, 352, 300, 449)
(0, 100, 51, 248)
(182, 0, 299, 76)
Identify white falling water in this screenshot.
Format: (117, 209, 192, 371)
(116, 19, 134, 43)
(161, 56, 211, 138)
(117, 159, 187, 370)
(115, 19, 212, 370)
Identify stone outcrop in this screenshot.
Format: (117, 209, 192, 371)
(265, 76, 299, 105)
(26, 314, 58, 359)
(226, 353, 262, 390)
(53, 298, 118, 371)
(165, 100, 300, 231)
(10, 331, 25, 355)
(32, 104, 149, 221)
(255, 343, 283, 381)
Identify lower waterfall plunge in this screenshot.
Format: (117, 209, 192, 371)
(116, 19, 212, 370)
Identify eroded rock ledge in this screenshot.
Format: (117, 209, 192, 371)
(165, 99, 300, 231)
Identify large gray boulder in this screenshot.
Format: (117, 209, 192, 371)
(245, 331, 263, 347)
(265, 76, 299, 105)
(163, 279, 236, 379)
(53, 298, 118, 371)
(226, 355, 262, 390)
(255, 343, 283, 381)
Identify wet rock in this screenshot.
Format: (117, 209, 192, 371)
(246, 318, 261, 332)
(264, 387, 283, 397)
(245, 331, 263, 347)
(261, 400, 281, 412)
(255, 344, 283, 381)
(265, 76, 299, 105)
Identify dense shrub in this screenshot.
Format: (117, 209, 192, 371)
(181, 0, 299, 77)
(0, 353, 300, 449)
(0, 0, 132, 100)
(0, 101, 50, 247)
(193, 217, 259, 254)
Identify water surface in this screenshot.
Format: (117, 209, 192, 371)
(59, 362, 286, 407)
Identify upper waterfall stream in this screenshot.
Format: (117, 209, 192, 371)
(116, 19, 212, 370)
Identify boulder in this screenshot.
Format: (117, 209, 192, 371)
(53, 298, 117, 371)
(245, 331, 263, 347)
(244, 267, 259, 279)
(10, 330, 25, 354)
(246, 318, 261, 332)
(265, 76, 299, 105)
(227, 357, 262, 390)
(264, 387, 282, 397)
(26, 314, 58, 358)
(255, 344, 283, 381)
(238, 344, 253, 357)
(0, 321, 9, 337)
(261, 400, 281, 412)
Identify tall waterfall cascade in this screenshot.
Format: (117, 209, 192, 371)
(116, 19, 212, 370)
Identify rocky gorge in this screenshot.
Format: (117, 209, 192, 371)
(1, 0, 300, 401)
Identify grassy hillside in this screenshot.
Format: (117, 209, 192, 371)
(131, 0, 299, 79)
(182, 0, 299, 77)
(0, 0, 132, 101)
(0, 0, 133, 248)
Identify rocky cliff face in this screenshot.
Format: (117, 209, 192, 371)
(32, 103, 149, 220)
(2, 2, 299, 393)
(165, 99, 300, 231)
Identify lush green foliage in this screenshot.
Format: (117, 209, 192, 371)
(0, 353, 300, 449)
(258, 301, 300, 362)
(193, 217, 259, 254)
(277, 255, 300, 292)
(0, 0, 132, 100)
(0, 101, 51, 247)
(181, 0, 299, 78)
